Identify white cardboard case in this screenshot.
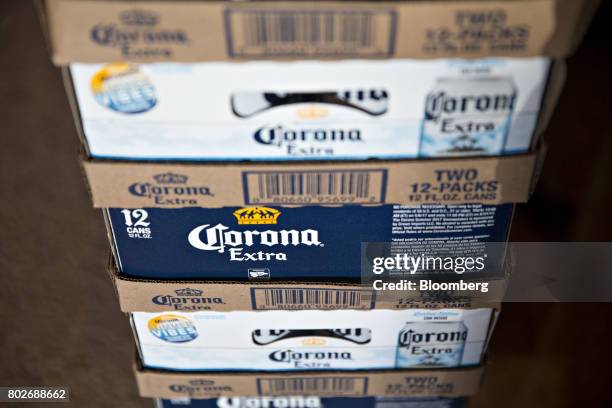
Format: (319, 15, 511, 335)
(131, 308, 494, 372)
(69, 58, 550, 161)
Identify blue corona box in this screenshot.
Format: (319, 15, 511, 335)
(106, 203, 512, 281)
(155, 396, 467, 408)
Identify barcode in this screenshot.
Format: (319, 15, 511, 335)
(243, 169, 387, 204)
(251, 288, 374, 310)
(245, 11, 377, 47)
(226, 9, 396, 57)
(257, 377, 368, 396)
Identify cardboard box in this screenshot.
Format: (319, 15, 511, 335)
(41, 0, 600, 64)
(68, 58, 550, 161)
(130, 308, 497, 372)
(135, 360, 485, 398)
(154, 396, 468, 408)
(64, 60, 562, 209)
(105, 204, 513, 281)
(107, 255, 508, 312)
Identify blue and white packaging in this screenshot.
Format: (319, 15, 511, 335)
(107, 204, 513, 281)
(132, 308, 494, 372)
(155, 396, 467, 408)
(70, 58, 550, 161)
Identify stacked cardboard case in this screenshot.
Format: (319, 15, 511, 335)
(40, 0, 599, 405)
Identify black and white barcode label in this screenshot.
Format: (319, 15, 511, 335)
(225, 8, 396, 57)
(257, 377, 368, 396)
(251, 287, 375, 310)
(243, 169, 387, 204)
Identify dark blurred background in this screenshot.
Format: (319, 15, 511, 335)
(1, 1, 611, 407)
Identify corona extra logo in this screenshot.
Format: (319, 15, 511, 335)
(217, 396, 321, 408)
(253, 125, 362, 146)
(128, 173, 213, 205)
(90, 9, 188, 59)
(398, 328, 468, 347)
(151, 288, 224, 310)
(188, 207, 323, 261)
(188, 224, 322, 254)
(296, 105, 329, 119)
(269, 350, 352, 363)
(233, 207, 281, 225)
(424, 91, 516, 121)
(169, 379, 233, 394)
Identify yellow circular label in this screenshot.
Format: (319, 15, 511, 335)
(147, 314, 198, 343)
(91, 62, 157, 114)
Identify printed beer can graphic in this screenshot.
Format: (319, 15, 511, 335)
(147, 314, 198, 343)
(395, 321, 468, 368)
(252, 328, 372, 345)
(90, 62, 157, 114)
(420, 77, 517, 157)
(230, 89, 389, 118)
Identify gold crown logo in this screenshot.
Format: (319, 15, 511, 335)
(296, 105, 329, 119)
(233, 207, 281, 225)
(302, 338, 326, 346)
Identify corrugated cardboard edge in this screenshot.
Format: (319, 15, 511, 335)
(529, 143, 548, 197)
(33, 0, 54, 59)
(133, 356, 486, 399)
(41, 0, 599, 63)
(61, 67, 89, 157)
(43, 0, 70, 66)
(543, 0, 602, 56)
(81, 150, 542, 208)
(107, 254, 506, 312)
(533, 61, 567, 139)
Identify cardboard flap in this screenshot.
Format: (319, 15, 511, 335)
(134, 361, 485, 398)
(107, 256, 505, 312)
(43, 0, 597, 64)
(83, 150, 542, 208)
